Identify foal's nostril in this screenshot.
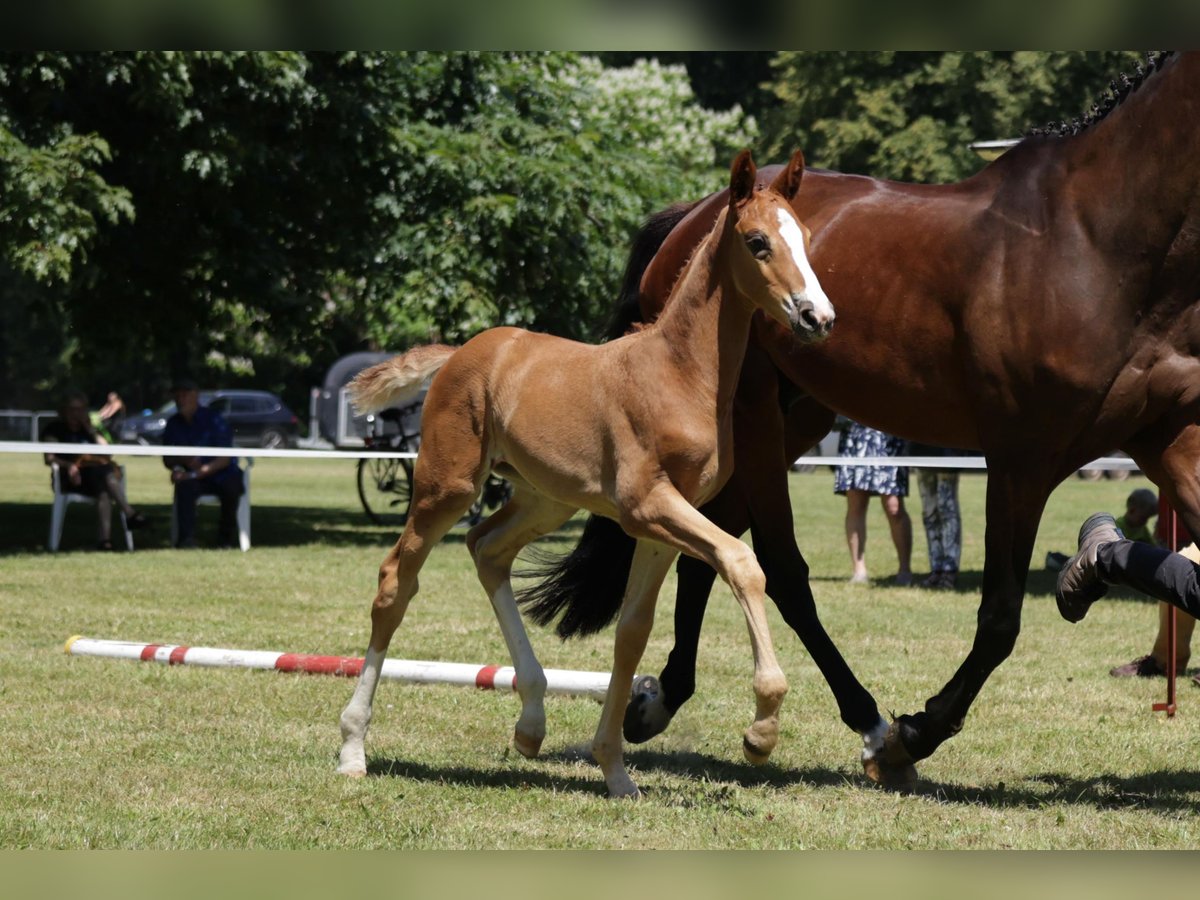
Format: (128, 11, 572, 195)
(797, 300, 818, 331)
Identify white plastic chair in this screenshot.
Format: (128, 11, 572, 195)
(48, 461, 134, 552)
(169, 458, 252, 551)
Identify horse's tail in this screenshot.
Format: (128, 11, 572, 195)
(600, 201, 697, 341)
(518, 201, 693, 639)
(517, 515, 637, 639)
(348, 344, 458, 415)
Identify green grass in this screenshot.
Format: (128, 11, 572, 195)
(2, 452, 1198, 848)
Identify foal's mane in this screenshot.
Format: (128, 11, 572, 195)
(1026, 50, 1174, 139)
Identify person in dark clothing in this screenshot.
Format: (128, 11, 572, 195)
(162, 379, 243, 549)
(42, 390, 148, 550)
(1056, 513, 1200, 631)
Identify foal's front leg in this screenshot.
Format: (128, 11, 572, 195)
(592, 540, 678, 798)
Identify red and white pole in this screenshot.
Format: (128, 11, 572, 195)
(64, 636, 617, 699)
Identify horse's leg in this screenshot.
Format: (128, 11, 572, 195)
(466, 489, 576, 759)
(741, 470, 904, 786)
(1129, 424, 1200, 543)
(625, 362, 830, 744)
(623, 486, 789, 766)
(593, 540, 679, 798)
(882, 464, 1052, 768)
(337, 465, 481, 776)
(623, 483, 744, 743)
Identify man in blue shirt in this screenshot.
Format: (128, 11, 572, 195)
(162, 378, 244, 548)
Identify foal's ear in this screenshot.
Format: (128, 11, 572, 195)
(729, 149, 756, 206)
(769, 149, 805, 201)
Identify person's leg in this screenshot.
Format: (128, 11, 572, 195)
(1145, 601, 1195, 672)
(1096, 539, 1200, 616)
(881, 493, 913, 584)
(917, 469, 941, 573)
(102, 466, 140, 521)
(212, 476, 244, 548)
(939, 472, 962, 576)
(845, 489, 870, 583)
(174, 479, 202, 547)
(1060, 518, 1200, 623)
(95, 493, 113, 547)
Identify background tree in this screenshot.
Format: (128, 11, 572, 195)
(0, 51, 752, 416)
(761, 51, 1146, 181)
(367, 52, 754, 349)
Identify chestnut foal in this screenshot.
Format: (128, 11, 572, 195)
(336, 149, 834, 798)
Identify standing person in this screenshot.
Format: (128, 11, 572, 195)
(834, 420, 913, 586)
(162, 379, 244, 549)
(910, 441, 962, 590)
(1107, 491, 1195, 678)
(42, 390, 148, 550)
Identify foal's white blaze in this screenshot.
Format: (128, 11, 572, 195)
(775, 208, 835, 322)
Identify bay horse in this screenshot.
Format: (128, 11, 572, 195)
(522, 51, 1200, 789)
(335, 150, 836, 798)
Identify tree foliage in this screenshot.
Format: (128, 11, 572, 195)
(369, 53, 753, 348)
(0, 51, 752, 411)
(762, 51, 1147, 182)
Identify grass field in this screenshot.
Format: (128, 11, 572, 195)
(2, 451, 1199, 849)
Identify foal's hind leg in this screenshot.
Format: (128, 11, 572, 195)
(337, 476, 479, 776)
(623, 485, 788, 765)
(467, 490, 576, 758)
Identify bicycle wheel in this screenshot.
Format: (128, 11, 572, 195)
(357, 456, 414, 527)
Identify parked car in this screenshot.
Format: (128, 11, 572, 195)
(119, 389, 300, 448)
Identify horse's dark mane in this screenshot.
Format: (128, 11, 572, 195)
(1027, 51, 1174, 139)
(598, 201, 696, 342)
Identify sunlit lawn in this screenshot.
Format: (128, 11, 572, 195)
(2, 452, 1198, 848)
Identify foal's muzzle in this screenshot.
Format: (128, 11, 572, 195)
(788, 293, 835, 341)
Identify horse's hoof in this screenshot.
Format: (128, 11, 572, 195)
(338, 767, 367, 779)
(623, 675, 672, 743)
(606, 780, 642, 800)
(742, 732, 776, 766)
(861, 722, 918, 793)
(514, 729, 544, 759)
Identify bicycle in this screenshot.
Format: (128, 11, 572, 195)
(356, 404, 511, 528)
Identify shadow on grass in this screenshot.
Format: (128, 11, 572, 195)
(917, 768, 1200, 815)
(0, 501, 585, 556)
(365, 745, 850, 800)
(367, 745, 1200, 814)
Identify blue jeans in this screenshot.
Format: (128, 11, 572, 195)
(174, 470, 243, 547)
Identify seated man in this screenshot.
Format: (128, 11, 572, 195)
(162, 379, 244, 549)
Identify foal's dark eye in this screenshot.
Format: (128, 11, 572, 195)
(745, 233, 770, 259)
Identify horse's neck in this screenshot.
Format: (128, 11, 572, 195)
(1066, 54, 1200, 257)
(650, 218, 753, 417)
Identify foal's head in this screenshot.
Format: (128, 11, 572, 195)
(725, 149, 835, 341)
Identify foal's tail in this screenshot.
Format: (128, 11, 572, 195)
(518, 201, 694, 639)
(348, 344, 458, 414)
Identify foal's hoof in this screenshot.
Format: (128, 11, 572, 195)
(514, 729, 544, 759)
(861, 722, 918, 793)
(742, 736, 773, 766)
(742, 721, 779, 766)
(623, 675, 673, 743)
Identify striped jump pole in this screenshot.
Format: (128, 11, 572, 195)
(64, 636, 619, 699)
